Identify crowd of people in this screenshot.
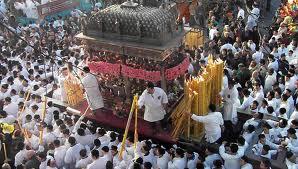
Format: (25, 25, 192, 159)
(0, 0, 297, 168)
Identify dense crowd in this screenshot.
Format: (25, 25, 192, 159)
(0, 0, 297, 169)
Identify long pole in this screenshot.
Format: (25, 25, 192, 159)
(119, 94, 138, 160)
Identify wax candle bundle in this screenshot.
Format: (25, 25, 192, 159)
(64, 77, 84, 106)
(171, 58, 224, 139)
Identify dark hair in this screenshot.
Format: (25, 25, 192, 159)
(242, 88, 250, 96)
(261, 159, 271, 168)
(230, 143, 238, 153)
(263, 145, 270, 152)
(83, 66, 90, 73)
(213, 159, 222, 168)
(209, 104, 216, 112)
(68, 136, 76, 145)
(241, 155, 249, 162)
(53, 139, 60, 147)
(77, 128, 85, 136)
(94, 139, 101, 147)
(288, 128, 296, 135)
(80, 149, 87, 157)
(267, 106, 274, 114)
(258, 134, 266, 140)
(111, 145, 118, 152)
(102, 146, 109, 152)
(144, 162, 152, 169)
(175, 148, 185, 157)
(247, 125, 255, 133)
(106, 161, 113, 169)
(147, 82, 154, 89)
(91, 149, 100, 159)
(237, 136, 245, 146)
(286, 151, 294, 159)
(98, 128, 106, 136)
(279, 108, 287, 115)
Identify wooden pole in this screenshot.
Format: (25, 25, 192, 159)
(134, 99, 138, 157)
(161, 65, 167, 93)
(2, 143, 7, 162)
(119, 94, 138, 160)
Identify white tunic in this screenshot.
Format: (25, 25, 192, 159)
(58, 75, 68, 102)
(191, 112, 223, 143)
(157, 152, 170, 169)
(75, 156, 92, 169)
(3, 102, 19, 118)
(221, 86, 238, 121)
(82, 73, 104, 110)
(87, 154, 109, 169)
(54, 146, 68, 168)
(138, 87, 168, 122)
(168, 157, 186, 169)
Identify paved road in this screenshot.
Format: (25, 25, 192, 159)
(259, 0, 281, 35)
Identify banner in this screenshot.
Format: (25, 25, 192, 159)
(121, 65, 161, 82)
(88, 57, 190, 81)
(165, 57, 190, 80)
(88, 61, 121, 76)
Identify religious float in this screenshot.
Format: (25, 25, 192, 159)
(65, 0, 219, 143)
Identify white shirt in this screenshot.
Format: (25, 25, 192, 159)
(138, 87, 168, 122)
(3, 102, 19, 117)
(87, 154, 110, 169)
(14, 149, 28, 167)
(0, 115, 16, 124)
(82, 73, 104, 110)
(241, 163, 253, 169)
(252, 51, 264, 64)
(168, 157, 186, 169)
(238, 95, 254, 111)
(54, 146, 68, 168)
(157, 152, 170, 169)
(75, 156, 92, 169)
(237, 8, 245, 20)
(242, 131, 255, 144)
(219, 144, 243, 169)
(191, 112, 223, 143)
(204, 154, 221, 168)
(268, 60, 279, 72)
(64, 143, 85, 167)
(186, 152, 199, 169)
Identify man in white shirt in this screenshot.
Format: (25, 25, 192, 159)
(64, 136, 86, 169)
(75, 149, 93, 169)
(204, 145, 221, 168)
(168, 148, 186, 169)
(240, 156, 253, 169)
(138, 82, 168, 132)
(14, 142, 28, 167)
(82, 66, 104, 112)
(238, 89, 254, 111)
(156, 146, 170, 169)
(87, 149, 109, 169)
(252, 46, 264, 64)
(221, 80, 239, 121)
(53, 139, 68, 168)
(189, 104, 224, 143)
(237, 5, 245, 20)
(219, 142, 244, 169)
(0, 110, 16, 124)
(3, 97, 18, 118)
(185, 149, 199, 169)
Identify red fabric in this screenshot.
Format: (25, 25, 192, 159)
(165, 57, 190, 80)
(74, 101, 175, 143)
(88, 61, 121, 76)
